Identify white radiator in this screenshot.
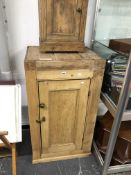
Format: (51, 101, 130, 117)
(0, 84, 22, 143)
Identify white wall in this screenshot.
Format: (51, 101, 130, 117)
(5, 0, 39, 76)
(0, 1, 11, 79)
(4, 0, 39, 105)
(4, 0, 96, 107)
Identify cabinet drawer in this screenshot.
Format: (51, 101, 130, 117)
(37, 69, 93, 80)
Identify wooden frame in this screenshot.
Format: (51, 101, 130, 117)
(0, 131, 16, 175)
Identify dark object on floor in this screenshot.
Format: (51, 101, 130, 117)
(0, 147, 11, 158)
(95, 111, 131, 165)
(16, 126, 32, 156)
(127, 98, 131, 110)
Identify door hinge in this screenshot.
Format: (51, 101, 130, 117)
(36, 116, 46, 124)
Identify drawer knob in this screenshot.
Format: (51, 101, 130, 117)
(39, 103, 45, 108)
(36, 117, 46, 124)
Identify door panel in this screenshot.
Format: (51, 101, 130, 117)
(46, 0, 83, 41)
(49, 90, 78, 145)
(39, 0, 88, 51)
(39, 79, 90, 155)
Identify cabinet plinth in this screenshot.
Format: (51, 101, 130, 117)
(25, 46, 105, 163)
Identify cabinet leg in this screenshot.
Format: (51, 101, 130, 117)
(12, 143, 16, 175)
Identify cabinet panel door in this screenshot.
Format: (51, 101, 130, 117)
(40, 0, 83, 41)
(39, 79, 90, 155)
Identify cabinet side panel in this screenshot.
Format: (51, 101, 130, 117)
(82, 72, 104, 152)
(25, 68, 41, 161)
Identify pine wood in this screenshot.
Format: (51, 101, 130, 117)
(39, 79, 90, 157)
(25, 46, 105, 163)
(0, 131, 8, 136)
(33, 152, 91, 164)
(0, 132, 16, 175)
(37, 69, 93, 80)
(82, 72, 104, 152)
(0, 134, 11, 150)
(25, 68, 41, 161)
(39, 0, 89, 52)
(12, 143, 16, 175)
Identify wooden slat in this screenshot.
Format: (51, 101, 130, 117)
(25, 47, 105, 64)
(33, 152, 90, 164)
(79, 0, 89, 40)
(40, 42, 85, 52)
(12, 143, 16, 175)
(75, 79, 90, 149)
(25, 68, 41, 161)
(37, 69, 93, 80)
(0, 131, 8, 136)
(0, 135, 11, 150)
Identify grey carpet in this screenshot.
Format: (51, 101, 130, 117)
(0, 128, 130, 175)
(0, 155, 131, 175)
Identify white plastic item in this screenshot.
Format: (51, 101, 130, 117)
(0, 84, 22, 143)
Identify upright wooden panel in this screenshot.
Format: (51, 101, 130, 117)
(39, 0, 88, 52)
(25, 68, 41, 161)
(39, 79, 90, 157)
(49, 90, 77, 145)
(46, 0, 81, 41)
(82, 72, 104, 152)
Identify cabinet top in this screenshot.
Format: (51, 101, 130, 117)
(25, 46, 105, 71)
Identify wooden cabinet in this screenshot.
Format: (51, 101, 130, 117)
(25, 46, 105, 163)
(39, 0, 88, 52)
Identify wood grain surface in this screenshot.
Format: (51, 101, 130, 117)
(25, 46, 105, 163)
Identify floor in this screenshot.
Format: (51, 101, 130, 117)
(0, 127, 131, 175)
(1, 154, 131, 175)
(0, 155, 100, 175)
